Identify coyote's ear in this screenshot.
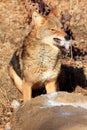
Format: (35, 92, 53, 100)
(32, 11, 46, 27)
(49, 6, 59, 16)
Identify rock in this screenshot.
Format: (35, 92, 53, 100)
(11, 100, 20, 109)
(5, 122, 11, 130)
(11, 92, 87, 130)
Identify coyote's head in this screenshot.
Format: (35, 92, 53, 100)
(32, 8, 70, 50)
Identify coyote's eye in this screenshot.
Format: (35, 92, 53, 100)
(50, 28, 56, 33)
(51, 29, 55, 31)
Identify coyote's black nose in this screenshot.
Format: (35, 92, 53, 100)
(64, 35, 70, 41)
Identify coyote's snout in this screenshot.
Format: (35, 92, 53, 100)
(9, 8, 70, 102)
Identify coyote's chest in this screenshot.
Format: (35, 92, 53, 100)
(22, 44, 61, 82)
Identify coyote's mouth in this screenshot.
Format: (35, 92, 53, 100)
(53, 37, 70, 50)
(53, 38, 62, 48)
(53, 38, 61, 43)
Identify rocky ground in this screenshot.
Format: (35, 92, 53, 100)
(0, 0, 87, 129)
(12, 92, 87, 130)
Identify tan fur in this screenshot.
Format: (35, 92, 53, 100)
(9, 66, 23, 93)
(9, 8, 70, 102)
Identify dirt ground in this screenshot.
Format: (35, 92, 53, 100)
(0, 0, 87, 129)
(11, 92, 87, 130)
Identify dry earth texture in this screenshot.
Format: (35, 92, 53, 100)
(0, 0, 87, 129)
(12, 92, 87, 130)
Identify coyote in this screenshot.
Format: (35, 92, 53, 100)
(9, 8, 70, 102)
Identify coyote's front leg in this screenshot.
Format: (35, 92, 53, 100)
(9, 66, 23, 93)
(45, 79, 59, 94)
(22, 79, 32, 102)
